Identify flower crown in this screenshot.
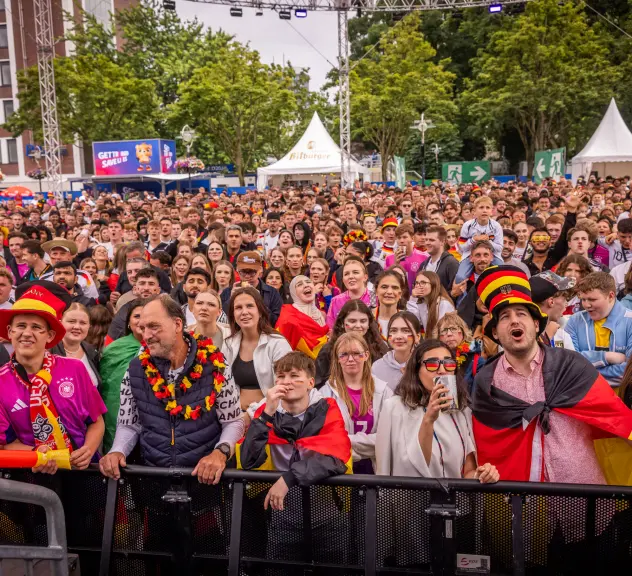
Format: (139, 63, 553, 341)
(343, 229, 368, 247)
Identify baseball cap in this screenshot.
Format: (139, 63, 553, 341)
(236, 251, 263, 271)
(530, 271, 576, 303)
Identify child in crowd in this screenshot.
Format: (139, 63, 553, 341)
(454, 196, 503, 283)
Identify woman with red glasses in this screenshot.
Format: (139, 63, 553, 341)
(375, 339, 498, 482)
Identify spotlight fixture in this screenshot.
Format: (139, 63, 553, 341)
(279, 9, 291, 19)
(488, 3, 502, 13)
(256, 8, 263, 15)
(230, 6, 243, 16)
(295, 8, 307, 17)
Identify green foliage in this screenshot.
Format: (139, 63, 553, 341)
(461, 0, 618, 170)
(349, 13, 458, 180)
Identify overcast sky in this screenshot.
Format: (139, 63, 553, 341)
(177, 2, 339, 92)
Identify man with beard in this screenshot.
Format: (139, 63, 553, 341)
(523, 190, 580, 275)
(181, 268, 211, 328)
(501, 229, 530, 277)
(471, 265, 632, 485)
(52, 262, 96, 307)
(100, 295, 244, 478)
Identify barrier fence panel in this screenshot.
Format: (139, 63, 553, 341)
(0, 467, 631, 576)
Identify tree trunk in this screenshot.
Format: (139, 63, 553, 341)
(235, 144, 245, 186)
(380, 147, 389, 182)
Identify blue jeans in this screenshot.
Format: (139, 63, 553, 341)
(454, 255, 504, 284)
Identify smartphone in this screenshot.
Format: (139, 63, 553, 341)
(434, 375, 458, 412)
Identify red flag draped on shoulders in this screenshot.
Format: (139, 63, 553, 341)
(276, 304, 329, 360)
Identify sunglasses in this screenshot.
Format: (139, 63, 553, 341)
(531, 235, 551, 243)
(421, 358, 457, 372)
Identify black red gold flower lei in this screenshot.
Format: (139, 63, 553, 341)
(139, 334, 226, 420)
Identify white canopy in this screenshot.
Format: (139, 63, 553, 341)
(572, 99, 632, 183)
(257, 112, 368, 191)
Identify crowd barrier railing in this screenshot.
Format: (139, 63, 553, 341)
(0, 477, 69, 576)
(0, 465, 630, 576)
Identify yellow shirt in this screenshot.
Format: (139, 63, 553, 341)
(594, 318, 611, 350)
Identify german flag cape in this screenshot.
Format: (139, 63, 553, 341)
(276, 304, 329, 360)
(471, 345, 632, 482)
(237, 398, 352, 473)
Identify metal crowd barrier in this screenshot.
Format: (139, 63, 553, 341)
(0, 477, 69, 576)
(0, 466, 630, 576)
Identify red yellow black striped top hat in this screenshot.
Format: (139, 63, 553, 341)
(475, 265, 547, 343)
(0, 285, 67, 348)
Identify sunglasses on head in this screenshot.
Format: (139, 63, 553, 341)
(421, 358, 457, 372)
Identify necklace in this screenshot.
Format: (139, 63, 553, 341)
(140, 333, 226, 420)
(65, 344, 82, 357)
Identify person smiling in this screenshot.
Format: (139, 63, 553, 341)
(408, 270, 455, 337)
(471, 265, 632, 484)
(372, 311, 421, 391)
(373, 270, 405, 340)
(0, 284, 106, 473)
(326, 256, 374, 329)
(276, 275, 329, 359)
(190, 289, 230, 348)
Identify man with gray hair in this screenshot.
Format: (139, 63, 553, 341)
(100, 294, 244, 481)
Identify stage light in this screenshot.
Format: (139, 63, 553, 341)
(295, 9, 307, 17)
(256, 8, 263, 15)
(279, 9, 291, 19)
(230, 6, 243, 16)
(488, 3, 502, 13)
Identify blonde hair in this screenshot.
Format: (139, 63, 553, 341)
(432, 311, 472, 341)
(330, 332, 375, 417)
(473, 196, 493, 207)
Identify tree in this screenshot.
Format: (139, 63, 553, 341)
(4, 54, 160, 173)
(461, 0, 619, 173)
(168, 42, 299, 184)
(349, 13, 457, 181)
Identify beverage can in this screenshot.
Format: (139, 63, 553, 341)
(434, 375, 458, 412)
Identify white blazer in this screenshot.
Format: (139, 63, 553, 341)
(319, 377, 393, 466)
(221, 331, 292, 397)
(375, 396, 476, 478)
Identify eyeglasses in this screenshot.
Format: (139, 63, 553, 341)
(439, 327, 461, 336)
(421, 358, 457, 372)
(338, 351, 367, 362)
(414, 280, 431, 287)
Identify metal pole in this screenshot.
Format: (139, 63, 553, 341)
(33, 0, 64, 207)
(337, 9, 352, 189)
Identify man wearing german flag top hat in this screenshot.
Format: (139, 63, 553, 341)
(0, 282, 106, 473)
(471, 265, 632, 484)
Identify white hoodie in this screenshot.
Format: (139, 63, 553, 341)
(371, 350, 406, 391)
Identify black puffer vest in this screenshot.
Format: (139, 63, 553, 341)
(128, 333, 221, 467)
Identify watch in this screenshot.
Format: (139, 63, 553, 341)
(216, 443, 231, 459)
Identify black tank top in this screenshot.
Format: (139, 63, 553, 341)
(233, 355, 260, 390)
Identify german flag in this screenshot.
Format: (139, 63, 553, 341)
(472, 346, 632, 482)
(276, 304, 329, 359)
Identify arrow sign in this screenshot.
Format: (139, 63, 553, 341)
(533, 148, 566, 184)
(470, 166, 487, 181)
(442, 161, 490, 184)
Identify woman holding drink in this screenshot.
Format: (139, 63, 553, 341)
(375, 339, 498, 481)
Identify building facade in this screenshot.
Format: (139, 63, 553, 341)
(0, 0, 136, 189)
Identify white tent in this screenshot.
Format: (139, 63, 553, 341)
(256, 112, 368, 191)
(571, 99, 632, 183)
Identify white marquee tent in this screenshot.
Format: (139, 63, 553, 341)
(256, 112, 369, 191)
(571, 99, 632, 183)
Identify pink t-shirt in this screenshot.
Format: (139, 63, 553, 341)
(384, 250, 429, 290)
(348, 387, 374, 435)
(0, 356, 107, 449)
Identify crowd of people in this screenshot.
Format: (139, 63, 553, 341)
(1, 177, 632, 527)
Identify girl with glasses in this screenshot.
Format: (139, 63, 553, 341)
(320, 333, 392, 474)
(433, 312, 485, 395)
(407, 270, 455, 337)
(376, 339, 498, 482)
(372, 311, 421, 391)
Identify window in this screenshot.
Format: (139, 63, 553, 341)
(0, 62, 10, 87)
(0, 26, 6, 49)
(7, 139, 18, 163)
(0, 1, 5, 11)
(3, 99, 13, 121)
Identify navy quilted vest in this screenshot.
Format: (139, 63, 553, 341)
(128, 334, 222, 467)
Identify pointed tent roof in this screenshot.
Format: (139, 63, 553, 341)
(257, 112, 367, 189)
(572, 99, 632, 163)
